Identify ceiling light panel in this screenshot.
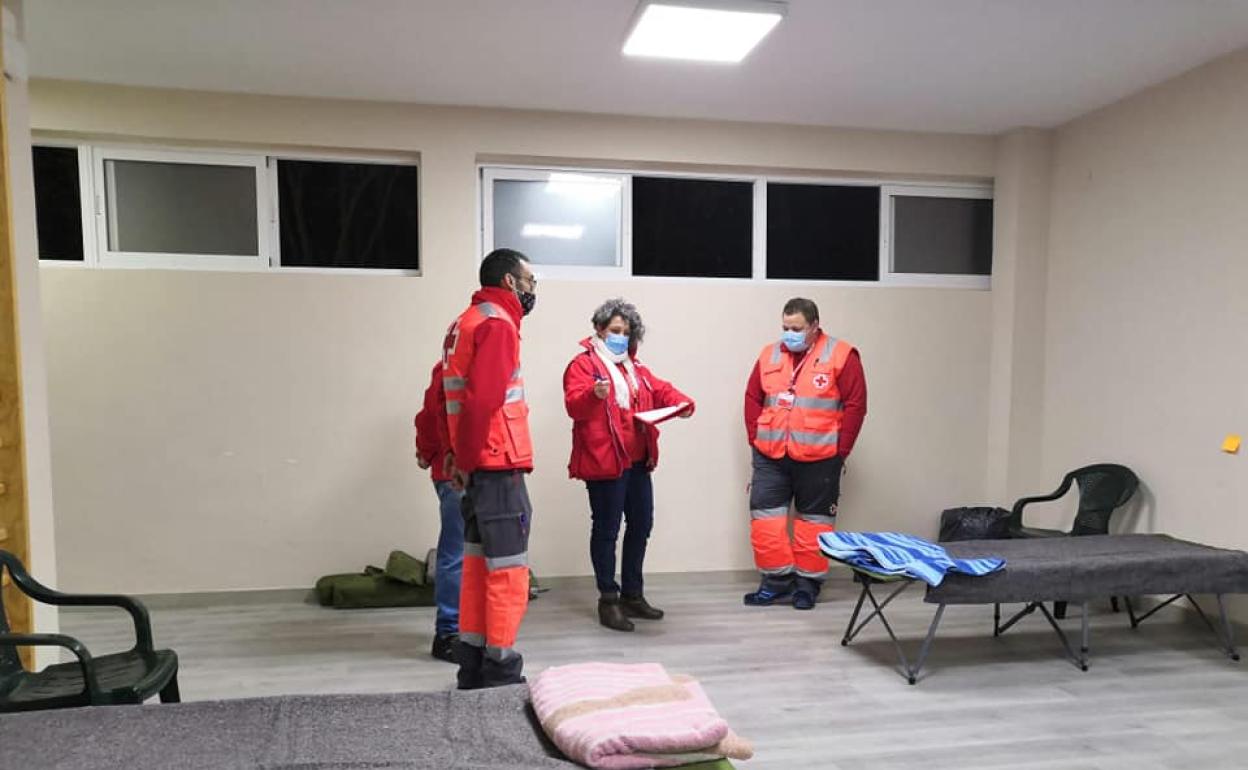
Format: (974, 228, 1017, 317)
(623, 1, 786, 64)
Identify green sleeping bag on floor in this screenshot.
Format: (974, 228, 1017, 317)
(315, 551, 545, 609)
(316, 551, 433, 608)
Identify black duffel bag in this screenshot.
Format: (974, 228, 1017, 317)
(938, 506, 1012, 542)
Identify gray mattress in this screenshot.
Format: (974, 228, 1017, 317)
(928, 534, 1248, 605)
(0, 684, 574, 770)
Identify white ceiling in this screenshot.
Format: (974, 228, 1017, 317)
(24, 0, 1248, 134)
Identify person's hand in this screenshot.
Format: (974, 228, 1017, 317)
(679, 403, 695, 419)
(593, 381, 610, 400)
(451, 466, 469, 492)
(416, 455, 431, 470)
(443, 453, 456, 479)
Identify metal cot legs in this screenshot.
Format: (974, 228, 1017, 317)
(994, 601, 1091, 671)
(1125, 594, 1240, 661)
(1216, 595, 1241, 661)
(840, 575, 947, 685)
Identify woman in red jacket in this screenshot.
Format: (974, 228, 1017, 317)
(564, 298, 694, 632)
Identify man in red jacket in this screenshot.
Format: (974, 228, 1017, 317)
(743, 298, 867, 610)
(442, 248, 537, 689)
(414, 360, 463, 664)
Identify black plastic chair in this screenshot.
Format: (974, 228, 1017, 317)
(1006, 464, 1140, 538)
(1006, 463, 1140, 617)
(0, 550, 179, 713)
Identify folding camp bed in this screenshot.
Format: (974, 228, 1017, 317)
(0, 684, 736, 770)
(832, 534, 1248, 684)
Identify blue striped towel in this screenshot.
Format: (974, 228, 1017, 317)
(818, 531, 1006, 587)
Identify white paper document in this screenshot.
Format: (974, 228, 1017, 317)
(633, 402, 690, 425)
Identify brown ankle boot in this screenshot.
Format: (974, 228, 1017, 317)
(621, 594, 665, 620)
(598, 598, 635, 632)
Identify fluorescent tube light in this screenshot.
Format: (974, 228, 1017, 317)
(623, 1, 786, 63)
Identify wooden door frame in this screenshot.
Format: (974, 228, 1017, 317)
(0, 7, 35, 671)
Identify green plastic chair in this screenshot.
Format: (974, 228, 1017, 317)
(0, 550, 180, 713)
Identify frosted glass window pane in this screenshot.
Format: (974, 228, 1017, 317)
(105, 160, 259, 255)
(893, 196, 992, 275)
(492, 176, 621, 267)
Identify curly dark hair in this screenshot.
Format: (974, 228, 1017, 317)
(591, 298, 645, 346)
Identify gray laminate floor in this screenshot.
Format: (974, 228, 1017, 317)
(61, 571, 1248, 769)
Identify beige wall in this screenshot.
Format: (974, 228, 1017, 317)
(1043, 49, 1248, 544)
(31, 81, 1001, 593)
(986, 129, 1052, 504)
(22, 42, 1248, 607)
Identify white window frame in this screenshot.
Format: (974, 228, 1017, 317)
(481, 166, 632, 281)
(30, 140, 96, 268)
(92, 146, 271, 271)
(266, 152, 422, 276)
(480, 164, 994, 289)
(880, 183, 994, 289)
(32, 138, 423, 276)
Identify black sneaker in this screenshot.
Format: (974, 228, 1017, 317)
(431, 633, 459, 663)
(792, 591, 816, 610)
(743, 588, 793, 606)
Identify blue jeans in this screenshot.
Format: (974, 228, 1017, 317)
(585, 462, 654, 597)
(433, 480, 465, 637)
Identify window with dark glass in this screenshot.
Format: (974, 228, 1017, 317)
(767, 183, 879, 281)
(32, 146, 84, 261)
(277, 159, 419, 270)
(631, 176, 753, 278)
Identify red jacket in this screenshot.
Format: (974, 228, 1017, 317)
(414, 361, 452, 482)
(444, 287, 528, 475)
(744, 348, 867, 458)
(564, 338, 694, 481)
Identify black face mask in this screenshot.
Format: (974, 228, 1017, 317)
(509, 272, 537, 316)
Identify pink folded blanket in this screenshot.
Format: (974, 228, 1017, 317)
(529, 662, 753, 769)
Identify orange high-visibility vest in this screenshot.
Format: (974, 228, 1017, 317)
(442, 302, 533, 470)
(752, 331, 855, 462)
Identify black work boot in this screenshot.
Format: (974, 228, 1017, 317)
(431, 633, 458, 664)
(598, 597, 635, 632)
(481, 653, 525, 688)
(620, 594, 664, 620)
(455, 640, 484, 690)
(793, 577, 822, 610)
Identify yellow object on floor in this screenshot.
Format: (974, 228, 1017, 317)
(1223, 434, 1242, 454)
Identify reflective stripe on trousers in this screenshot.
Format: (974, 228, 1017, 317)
(458, 472, 531, 658)
(749, 514, 834, 580)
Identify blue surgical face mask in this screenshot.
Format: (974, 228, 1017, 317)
(604, 332, 630, 356)
(781, 329, 810, 353)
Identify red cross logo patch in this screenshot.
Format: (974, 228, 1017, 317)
(812, 373, 830, 390)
